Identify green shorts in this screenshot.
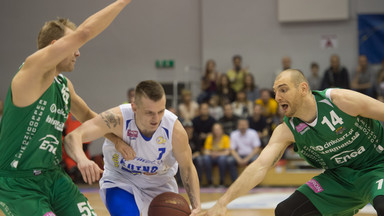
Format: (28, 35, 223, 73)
(298, 163, 384, 215)
(0, 168, 96, 216)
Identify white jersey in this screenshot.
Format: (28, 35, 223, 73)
(99, 104, 179, 215)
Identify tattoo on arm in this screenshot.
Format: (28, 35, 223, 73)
(181, 171, 198, 209)
(100, 111, 120, 129)
(272, 149, 285, 167)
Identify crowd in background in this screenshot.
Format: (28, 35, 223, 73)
(169, 54, 384, 187)
(2, 54, 383, 186)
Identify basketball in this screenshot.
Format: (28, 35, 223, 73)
(148, 192, 191, 216)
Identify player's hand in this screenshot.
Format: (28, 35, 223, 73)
(77, 159, 103, 185)
(190, 207, 202, 216)
(199, 202, 228, 216)
(115, 138, 136, 161)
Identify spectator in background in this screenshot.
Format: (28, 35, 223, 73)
(227, 55, 248, 92)
(255, 89, 278, 120)
(202, 123, 231, 187)
(208, 94, 224, 121)
(178, 89, 199, 122)
(182, 121, 204, 183)
(227, 119, 261, 183)
(243, 73, 260, 102)
(307, 62, 321, 90)
(232, 90, 253, 118)
(281, 56, 292, 71)
(217, 74, 236, 106)
(192, 103, 216, 149)
(198, 59, 220, 103)
(351, 55, 376, 97)
(125, 87, 135, 104)
(248, 104, 269, 148)
(321, 54, 350, 89)
(273, 56, 292, 85)
(377, 58, 384, 96)
(219, 103, 240, 135)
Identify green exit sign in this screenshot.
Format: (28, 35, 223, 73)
(155, 59, 174, 68)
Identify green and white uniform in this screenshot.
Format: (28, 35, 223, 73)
(0, 71, 95, 216)
(284, 89, 384, 215)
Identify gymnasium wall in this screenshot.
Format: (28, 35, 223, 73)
(1, 0, 383, 156)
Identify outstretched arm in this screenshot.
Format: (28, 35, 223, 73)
(201, 123, 293, 216)
(63, 107, 123, 184)
(331, 88, 384, 121)
(172, 120, 201, 215)
(67, 79, 135, 160)
(12, 0, 132, 107)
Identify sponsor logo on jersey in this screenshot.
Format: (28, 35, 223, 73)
(330, 146, 366, 164)
(50, 104, 68, 119)
(39, 134, 59, 155)
(156, 136, 166, 145)
(45, 115, 65, 131)
(335, 126, 346, 135)
(112, 153, 119, 167)
(306, 179, 323, 193)
(127, 129, 138, 139)
(119, 157, 159, 176)
(296, 122, 310, 135)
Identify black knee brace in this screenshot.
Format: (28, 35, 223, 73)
(275, 191, 321, 216)
(373, 195, 384, 216)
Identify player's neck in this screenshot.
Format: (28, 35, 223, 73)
(296, 94, 317, 123)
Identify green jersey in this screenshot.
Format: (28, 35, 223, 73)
(284, 89, 384, 170)
(0, 73, 71, 171)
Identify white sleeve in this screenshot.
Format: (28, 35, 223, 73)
(325, 88, 334, 102)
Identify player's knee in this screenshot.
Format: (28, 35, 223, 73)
(373, 195, 384, 216)
(275, 200, 293, 216)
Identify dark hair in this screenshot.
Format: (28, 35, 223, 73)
(311, 62, 319, 69)
(232, 55, 242, 62)
(37, 18, 76, 49)
(135, 80, 165, 103)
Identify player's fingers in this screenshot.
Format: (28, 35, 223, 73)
(78, 167, 87, 183)
(84, 166, 92, 184)
(90, 164, 97, 183)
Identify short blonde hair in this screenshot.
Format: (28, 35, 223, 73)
(37, 18, 77, 49)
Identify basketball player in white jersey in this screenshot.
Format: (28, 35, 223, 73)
(64, 80, 201, 216)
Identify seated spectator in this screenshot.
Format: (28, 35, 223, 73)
(270, 105, 285, 134)
(243, 73, 260, 102)
(202, 123, 231, 186)
(248, 104, 269, 147)
(255, 88, 278, 120)
(232, 90, 253, 118)
(351, 55, 376, 97)
(227, 119, 261, 182)
(321, 54, 350, 89)
(208, 94, 224, 121)
(178, 89, 199, 122)
(219, 103, 240, 135)
(377, 58, 384, 96)
(227, 55, 248, 92)
(217, 74, 236, 106)
(198, 59, 220, 103)
(192, 103, 216, 149)
(175, 121, 204, 184)
(272, 56, 292, 85)
(307, 62, 321, 90)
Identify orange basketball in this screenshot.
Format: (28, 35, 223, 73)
(148, 192, 191, 216)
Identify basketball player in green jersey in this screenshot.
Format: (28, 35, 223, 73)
(202, 69, 384, 216)
(0, 1, 134, 215)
